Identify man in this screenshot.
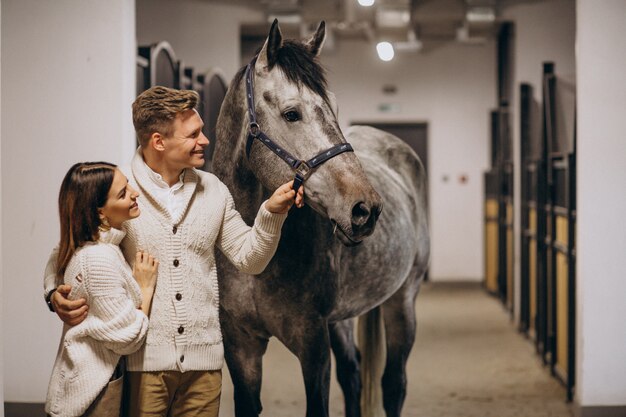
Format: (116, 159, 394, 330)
(44, 86, 303, 416)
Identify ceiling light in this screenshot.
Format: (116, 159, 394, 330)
(358, 0, 375, 7)
(376, 42, 394, 61)
(466, 6, 496, 23)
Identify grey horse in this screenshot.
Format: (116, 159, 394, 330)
(212, 20, 430, 417)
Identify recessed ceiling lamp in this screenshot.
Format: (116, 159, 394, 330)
(376, 41, 394, 61)
(358, 0, 375, 7)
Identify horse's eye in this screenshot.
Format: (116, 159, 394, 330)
(283, 110, 301, 122)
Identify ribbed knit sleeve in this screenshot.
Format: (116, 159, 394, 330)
(43, 246, 59, 298)
(217, 187, 287, 275)
(78, 249, 149, 356)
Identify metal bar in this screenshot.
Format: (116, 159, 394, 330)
(566, 140, 577, 401)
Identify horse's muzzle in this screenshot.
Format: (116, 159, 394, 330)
(332, 220, 364, 247)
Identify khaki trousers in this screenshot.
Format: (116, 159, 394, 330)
(125, 370, 222, 417)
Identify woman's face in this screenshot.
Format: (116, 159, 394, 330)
(99, 169, 140, 229)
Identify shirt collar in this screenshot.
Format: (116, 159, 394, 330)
(145, 164, 186, 191)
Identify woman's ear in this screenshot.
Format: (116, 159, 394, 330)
(98, 209, 110, 230)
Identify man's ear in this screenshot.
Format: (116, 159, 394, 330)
(150, 132, 165, 151)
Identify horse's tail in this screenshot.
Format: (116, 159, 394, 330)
(358, 306, 386, 417)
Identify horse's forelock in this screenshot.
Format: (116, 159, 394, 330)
(274, 40, 329, 103)
(236, 40, 329, 105)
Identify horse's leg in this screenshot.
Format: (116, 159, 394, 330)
(329, 319, 362, 417)
(380, 268, 423, 417)
(221, 313, 268, 417)
(279, 319, 332, 417)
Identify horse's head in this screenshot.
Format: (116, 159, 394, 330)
(241, 20, 382, 246)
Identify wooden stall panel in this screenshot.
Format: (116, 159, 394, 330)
(485, 199, 499, 293)
(555, 215, 569, 379)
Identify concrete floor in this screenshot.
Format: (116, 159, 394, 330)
(218, 282, 574, 417)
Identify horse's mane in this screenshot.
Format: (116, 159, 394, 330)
(233, 40, 329, 103)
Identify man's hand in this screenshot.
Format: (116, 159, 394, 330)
(52, 284, 88, 326)
(265, 180, 305, 214)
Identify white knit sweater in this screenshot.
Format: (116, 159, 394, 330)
(45, 228, 149, 417)
(120, 150, 287, 372)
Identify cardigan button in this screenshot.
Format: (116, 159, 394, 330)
(173, 259, 179, 267)
(178, 326, 185, 334)
(175, 293, 182, 301)
(172, 226, 178, 234)
(180, 355, 185, 363)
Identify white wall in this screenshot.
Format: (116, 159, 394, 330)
(136, 0, 264, 81)
(576, 0, 626, 408)
(323, 40, 496, 281)
(501, 0, 576, 321)
(1, 0, 136, 402)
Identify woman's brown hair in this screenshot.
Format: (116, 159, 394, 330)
(56, 162, 117, 278)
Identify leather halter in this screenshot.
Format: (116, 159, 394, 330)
(244, 56, 354, 193)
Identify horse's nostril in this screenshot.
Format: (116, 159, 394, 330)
(351, 202, 371, 227)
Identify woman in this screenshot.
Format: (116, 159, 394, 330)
(46, 162, 158, 417)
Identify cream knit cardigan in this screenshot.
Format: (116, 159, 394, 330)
(45, 228, 149, 417)
(44, 150, 287, 373)
(121, 151, 287, 372)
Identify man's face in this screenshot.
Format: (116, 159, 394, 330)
(162, 109, 210, 170)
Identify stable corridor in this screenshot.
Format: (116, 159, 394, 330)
(220, 282, 574, 417)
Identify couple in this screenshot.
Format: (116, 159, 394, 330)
(43, 86, 304, 417)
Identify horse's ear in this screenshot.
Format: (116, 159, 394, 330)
(305, 21, 326, 57)
(258, 19, 283, 69)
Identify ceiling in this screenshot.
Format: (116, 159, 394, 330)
(206, 0, 506, 50)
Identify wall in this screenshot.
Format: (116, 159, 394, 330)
(576, 0, 626, 410)
(1, 0, 136, 402)
(323, 40, 496, 280)
(500, 0, 576, 320)
(136, 0, 264, 82)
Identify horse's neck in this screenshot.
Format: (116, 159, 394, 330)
(221, 145, 266, 224)
(213, 78, 265, 222)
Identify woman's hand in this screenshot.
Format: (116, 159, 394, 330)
(265, 180, 305, 214)
(133, 251, 158, 315)
(133, 251, 158, 290)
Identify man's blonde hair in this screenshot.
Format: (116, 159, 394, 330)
(132, 86, 200, 147)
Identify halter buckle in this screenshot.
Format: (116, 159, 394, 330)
(249, 122, 260, 137)
(295, 162, 311, 179)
